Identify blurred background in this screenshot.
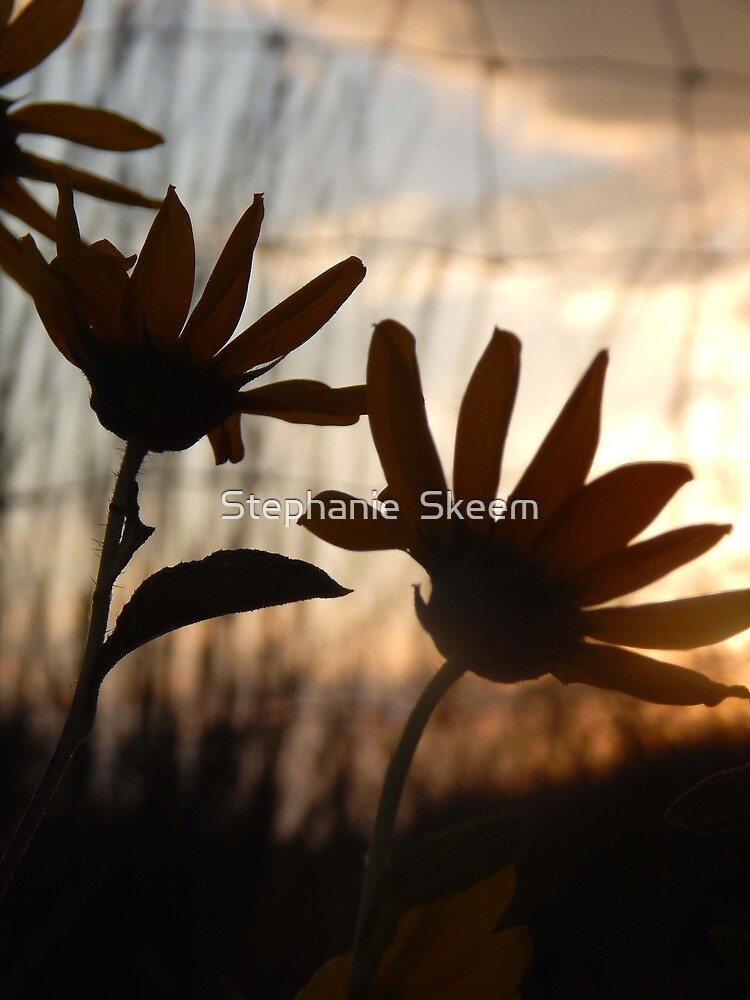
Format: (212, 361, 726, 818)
(2, 0, 750, 996)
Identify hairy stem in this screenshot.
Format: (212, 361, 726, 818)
(0, 440, 146, 900)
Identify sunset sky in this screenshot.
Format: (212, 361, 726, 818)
(5, 0, 750, 693)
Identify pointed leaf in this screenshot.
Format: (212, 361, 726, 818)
(94, 549, 350, 681)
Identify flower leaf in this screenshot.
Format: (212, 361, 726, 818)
(94, 549, 350, 682)
(355, 814, 526, 999)
(665, 762, 750, 832)
(383, 812, 526, 912)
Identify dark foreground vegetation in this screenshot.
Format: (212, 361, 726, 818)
(1, 692, 749, 1000)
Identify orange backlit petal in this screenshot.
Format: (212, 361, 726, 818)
(208, 414, 245, 465)
(123, 186, 195, 350)
(452, 329, 520, 513)
(54, 175, 81, 254)
(217, 256, 365, 374)
(0, 174, 57, 240)
(21, 152, 161, 209)
(367, 320, 449, 545)
(0, 217, 28, 289)
(239, 380, 365, 425)
(181, 194, 264, 360)
(52, 255, 129, 348)
(300, 490, 416, 553)
(9, 102, 162, 150)
(0, 0, 83, 85)
(507, 350, 608, 547)
(20, 235, 82, 364)
(575, 523, 731, 607)
(532, 462, 693, 579)
(553, 643, 749, 706)
(582, 588, 750, 650)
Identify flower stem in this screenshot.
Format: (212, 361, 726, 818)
(347, 658, 466, 1000)
(0, 440, 146, 901)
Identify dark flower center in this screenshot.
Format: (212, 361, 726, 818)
(414, 539, 583, 683)
(84, 335, 243, 453)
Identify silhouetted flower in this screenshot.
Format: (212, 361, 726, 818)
(0, 0, 162, 286)
(21, 185, 366, 461)
(296, 868, 531, 1000)
(303, 320, 750, 706)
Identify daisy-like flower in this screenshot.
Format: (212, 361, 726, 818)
(303, 320, 750, 706)
(296, 867, 531, 1000)
(0, 0, 161, 286)
(21, 184, 366, 462)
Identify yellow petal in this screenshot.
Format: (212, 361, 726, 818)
(9, 102, 162, 150)
(382, 870, 525, 999)
(208, 414, 245, 465)
(367, 320, 449, 552)
(507, 350, 608, 548)
(182, 194, 264, 361)
(21, 152, 161, 208)
(582, 588, 750, 650)
(532, 462, 693, 579)
(0, 0, 82, 85)
(553, 643, 750, 706)
(300, 490, 417, 554)
(217, 256, 365, 374)
(0, 174, 57, 240)
(294, 953, 350, 1000)
(575, 523, 731, 607)
(123, 186, 195, 350)
(452, 330, 520, 517)
(239, 380, 365, 425)
(411, 927, 533, 999)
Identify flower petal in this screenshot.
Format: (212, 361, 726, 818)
(216, 256, 365, 375)
(0, 217, 28, 288)
(21, 152, 161, 208)
(0, 174, 57, 240)
(208, 414, 245, 465)
(532, 462, 693, 579)
(0, 2, 13, 30)
(507, 350, 608, 547)
(54, 175, 81, 254)
(20, 235, 83, 364)
(367, 320, 449, 547)
(9, 102, 162, 150)
(582, 588, 750, 650)
(553, 643, 749, 706)
(300, 490, 417, 554)
(452, 329, 520, 513)
(575, 523, 731, 606)
(0, 0, 83, 85)
(239, 379, 365, 425)
(123, 186, 195, 350)
(181, 194, 264, 361)
(52, 254, 130, 348)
